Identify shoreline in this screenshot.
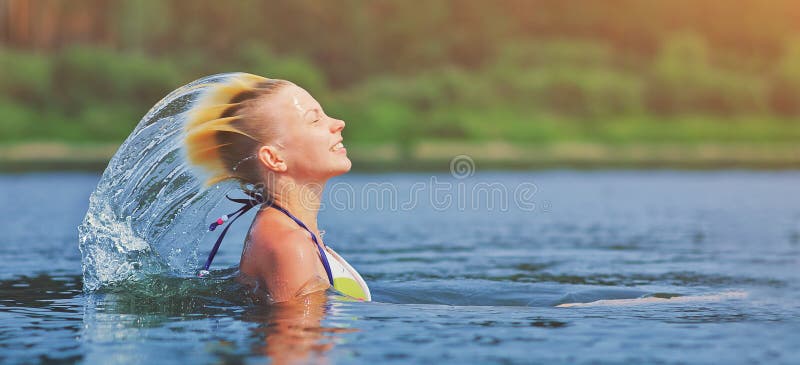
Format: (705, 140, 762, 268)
(2, 141, 799, 172)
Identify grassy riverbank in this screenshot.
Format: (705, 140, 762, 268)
(3, 2, 800, 173)
(3, 141, 799, 172)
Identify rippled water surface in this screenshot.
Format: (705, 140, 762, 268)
(2, 171, 799, 364)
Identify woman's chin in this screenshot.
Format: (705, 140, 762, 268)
(337, 157, 353, 174)
(322, 156, 352, 178)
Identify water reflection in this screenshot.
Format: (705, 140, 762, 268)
(242, 292, 357, 364)
(75, 274, 356, 364)
(0, 275, 85, 363)
(0, 274, 82, 309)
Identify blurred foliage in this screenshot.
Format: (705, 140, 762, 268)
(0, 0, 799, 145)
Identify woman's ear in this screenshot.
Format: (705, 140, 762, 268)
(257, 145, 287, 173)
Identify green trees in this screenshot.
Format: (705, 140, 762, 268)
(0, 0, 799, 145)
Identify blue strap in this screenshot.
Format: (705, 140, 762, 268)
(269, 204, 335, 286)
(201, 193, 262, 273)
(200, 192, 335, 287)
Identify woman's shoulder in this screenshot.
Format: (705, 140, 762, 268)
(248, 210, 310, 252)
(255, 229, 314, 262)
(240, 213, 328, 302)
(244, 211, 315, 266)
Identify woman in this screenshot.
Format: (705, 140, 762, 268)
(184, 73, 369, 303)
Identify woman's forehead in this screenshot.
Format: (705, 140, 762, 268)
(254, 84, 319, 120)
(281, 85, 320, 115)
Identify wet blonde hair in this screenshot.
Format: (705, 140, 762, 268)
(184, 73, 291, 187)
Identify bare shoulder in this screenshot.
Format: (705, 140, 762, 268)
(254, 227, 314, 263)
(246, 211, 313, 260)
(240, 212, 325, 302)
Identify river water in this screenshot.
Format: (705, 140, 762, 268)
(1, 170, 798, 364)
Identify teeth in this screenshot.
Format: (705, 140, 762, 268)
(331, 142, 344, 151)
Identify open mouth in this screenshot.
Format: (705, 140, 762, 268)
(330, 141, 345, 152)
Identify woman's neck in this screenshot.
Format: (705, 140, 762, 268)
(268, 176, 325, 233)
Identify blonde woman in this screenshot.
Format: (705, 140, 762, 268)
(185, 73, 369, 303)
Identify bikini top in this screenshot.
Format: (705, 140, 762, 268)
(199, 190, 371, 301)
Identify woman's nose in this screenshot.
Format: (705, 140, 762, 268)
(331, 118, 345, 132)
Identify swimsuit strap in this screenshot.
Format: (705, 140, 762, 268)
(200, 191, 335, 287)
(269, 204, 335, 286)
(200, 190, 264, 275)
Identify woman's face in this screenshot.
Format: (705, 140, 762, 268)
(253, 84, 351, 182)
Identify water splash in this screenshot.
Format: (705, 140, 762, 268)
(556, 291, 748, 308)
(78, 73, 245, 292)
